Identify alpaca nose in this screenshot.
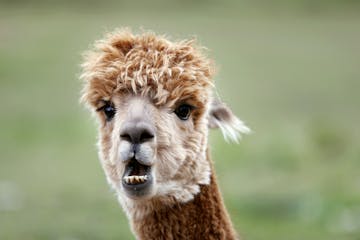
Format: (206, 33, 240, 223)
(120, 121, 155, 144)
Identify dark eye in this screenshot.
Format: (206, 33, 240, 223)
(174, 104, 193, 120)
(97, 102, 116, 121)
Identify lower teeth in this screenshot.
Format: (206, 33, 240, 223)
(124, 175, 148, 184)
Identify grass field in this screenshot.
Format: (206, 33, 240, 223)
(0, 1, 360, 239)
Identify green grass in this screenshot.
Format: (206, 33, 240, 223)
(0, 2, 360, 239)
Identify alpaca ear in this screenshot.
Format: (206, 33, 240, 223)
(208, 99, 250, 143)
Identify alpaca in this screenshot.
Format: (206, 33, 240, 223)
(80, 29, 250, 240)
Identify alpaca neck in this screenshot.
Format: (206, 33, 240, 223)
(131, 163, 239, 240)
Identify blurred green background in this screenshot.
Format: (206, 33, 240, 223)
(1, 0, 360, 239)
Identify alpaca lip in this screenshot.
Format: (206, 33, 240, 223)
(122, 158, 153, 196)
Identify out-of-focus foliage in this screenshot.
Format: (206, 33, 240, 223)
(0, 1, 359, 239)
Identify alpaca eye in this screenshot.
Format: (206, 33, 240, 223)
(175, 104, 193, 120)
(104, 104, 115, 121)
(97, 102, 116, 121)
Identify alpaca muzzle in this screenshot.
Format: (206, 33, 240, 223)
(119, 119, 155, 198)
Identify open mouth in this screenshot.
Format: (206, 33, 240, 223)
(122, 158, 153, 197)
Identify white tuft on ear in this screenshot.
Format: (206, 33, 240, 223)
(208, 99, 251, 143)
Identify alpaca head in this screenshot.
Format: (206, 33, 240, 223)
(81, 29, 249, 209)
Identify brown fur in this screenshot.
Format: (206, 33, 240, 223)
(81, 29, 214, 109)
(80, 29, 248, 240)
(133, 149, 238, 240)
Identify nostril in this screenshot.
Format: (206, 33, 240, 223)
(139, 130, 154, 143)
(120, 133, 132, 142)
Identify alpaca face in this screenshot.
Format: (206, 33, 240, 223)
(97, 90, 211, 201)
(81, 30, 249, 214)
